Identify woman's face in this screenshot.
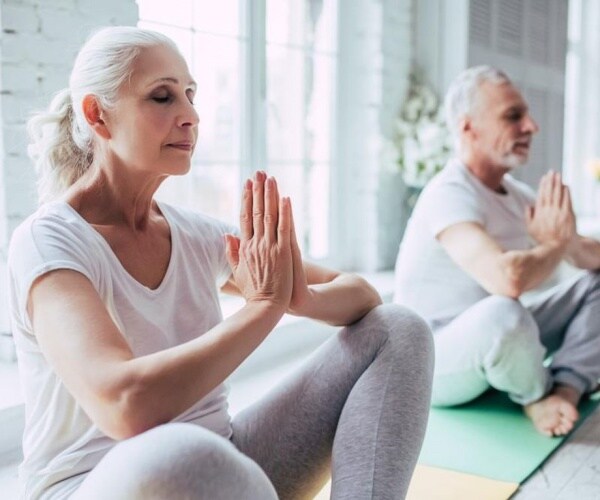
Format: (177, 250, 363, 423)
(102, 43, 199, 177)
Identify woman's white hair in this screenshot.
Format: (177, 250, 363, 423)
(27, 26, 179, 204)
(443, 65, 512, 147)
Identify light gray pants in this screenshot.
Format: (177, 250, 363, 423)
(432, 271, 600, 407)
(63, 304, 433, 500)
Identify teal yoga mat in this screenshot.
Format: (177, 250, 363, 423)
(418, 390, 600, 483)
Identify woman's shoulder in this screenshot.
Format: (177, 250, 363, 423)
(12, 201, 92, 242)
(7, 202, 104, 317)
(8, 201, 100, 269)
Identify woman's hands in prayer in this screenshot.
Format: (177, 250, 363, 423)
(225, 171, 381, 325)
(225, 171, 294, 311)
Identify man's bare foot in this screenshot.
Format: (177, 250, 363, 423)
(524, 385, 581, 437)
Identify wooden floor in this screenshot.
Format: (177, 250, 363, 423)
(512, 403, 600, 499)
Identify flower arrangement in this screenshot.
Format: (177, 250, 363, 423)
(384, 69, 452, 188)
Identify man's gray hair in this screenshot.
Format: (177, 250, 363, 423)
(444, 66, 512, 142)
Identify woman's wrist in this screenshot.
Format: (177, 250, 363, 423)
(244, 298, 288, 320)
(287, 286, 317, 317)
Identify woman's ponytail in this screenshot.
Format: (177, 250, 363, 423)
(27, 88, 93, 204)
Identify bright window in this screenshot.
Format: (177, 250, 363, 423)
(138, 0, 338, 261)
(563, 0, 600, 223)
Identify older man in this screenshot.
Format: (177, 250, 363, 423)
(394, 65, 600, 436)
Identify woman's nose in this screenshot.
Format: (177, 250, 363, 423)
(179, 100, 199, 128)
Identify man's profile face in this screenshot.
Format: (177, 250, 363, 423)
(467, 81, 539, 169)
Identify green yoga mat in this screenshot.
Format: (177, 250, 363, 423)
(418, 390, 600, 483)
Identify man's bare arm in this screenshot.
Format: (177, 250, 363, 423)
(438, 171, 575, 298)
(565, 235, 600, 270)
(438, 222, 566, 298)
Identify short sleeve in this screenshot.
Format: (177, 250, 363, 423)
(419, 180, 486, 238)
(209, 219, 240, 288)
(7, 216, 98, 332)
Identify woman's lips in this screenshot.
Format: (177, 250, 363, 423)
(167, 143, 194, 151)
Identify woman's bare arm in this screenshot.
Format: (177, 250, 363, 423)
(30, 270, 285, 440)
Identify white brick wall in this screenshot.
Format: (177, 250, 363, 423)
(2, 3, 39, 33)
(0, 0, 139, 342)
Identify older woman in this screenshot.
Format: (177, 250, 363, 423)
(8, 26, 433, 500)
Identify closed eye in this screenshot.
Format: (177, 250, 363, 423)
(186, 90, 195, 105)
(152, 95, 172, 104)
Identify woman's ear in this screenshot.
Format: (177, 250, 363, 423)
(82, 95, 111, 140)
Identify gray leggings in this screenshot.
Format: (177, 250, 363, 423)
(68, 304, 433, 500)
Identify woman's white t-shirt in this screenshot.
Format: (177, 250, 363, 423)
(7, 201, 236, 499)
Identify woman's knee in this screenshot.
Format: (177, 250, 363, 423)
(77, 423, 276, 499)
(353, 304, 434, 366)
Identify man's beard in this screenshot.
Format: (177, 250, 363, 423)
(502, 151, 529, 170)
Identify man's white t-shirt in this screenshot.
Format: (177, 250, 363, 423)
(8, 201, 236, 499)
(393, 158, 537, 326)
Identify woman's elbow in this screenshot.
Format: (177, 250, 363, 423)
(95, 400, 165, 440)
(352, 275, 383, 314)
(353, 274, 383, 305)
(91, 377, 164, 440)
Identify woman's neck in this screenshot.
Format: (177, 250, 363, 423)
(64, 162, 166, 231)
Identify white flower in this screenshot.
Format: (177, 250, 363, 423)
(403, 96, 422, 122)
(395, 119, 413, 138)
(420, 86, 439, 115)
(381, 139, 401, 174)
(417, 120, 446, 157)
(391, 70, 451, 188)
